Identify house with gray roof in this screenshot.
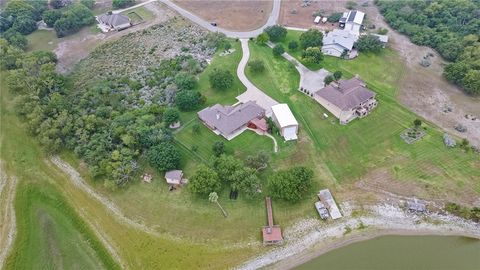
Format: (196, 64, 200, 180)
(198, 101, 265, 140)
(96, 13, 131, 32)
(314, 77, 377, 124)
(321, 29, 356, 58)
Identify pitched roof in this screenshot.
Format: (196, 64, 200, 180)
(165, 170, 183, 181)
(315, 78, 375, 111)
(323, 29, 355, 50)
(97, 14, 130, 27)
(271, 104, 298, 128)
(198, 101, 264, 135)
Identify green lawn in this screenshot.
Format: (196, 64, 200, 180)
(246, 41, 480, 193)
(5, 183, 119, 270)
(26, 30, 59, 52)
(121, 6, 154, 23)
(275, 30, 324, 70)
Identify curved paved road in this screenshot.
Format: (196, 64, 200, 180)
(158, 0, 282, 38)
(115, 0, 282, 38)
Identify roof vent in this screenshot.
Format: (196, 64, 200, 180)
(216, 113, 220, 120)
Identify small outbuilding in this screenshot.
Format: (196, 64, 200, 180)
(271, 104, 298, 141)
(165, 170, 184, 186)
(318, 189, 342, 220)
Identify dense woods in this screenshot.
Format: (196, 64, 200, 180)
(1, 0, 95, 38)
(0, 25, 217, 186)
(376, 0, 480, 95)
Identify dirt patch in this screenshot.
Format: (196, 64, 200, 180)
(55, 1, 175, 74)
(360, 3, 480, 147)
(172, 0, 273, 31)
(37, 209, 64, 269)
(279, 0, 347, 31)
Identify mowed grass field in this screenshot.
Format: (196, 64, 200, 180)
(26, 30, 59, 52)
(246, 40, 480, 194)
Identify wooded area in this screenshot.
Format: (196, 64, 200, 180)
(376, 0, 480, 95)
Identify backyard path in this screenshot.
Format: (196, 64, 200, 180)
(0, 163, 17, 268)
(236, 39, 279, 116)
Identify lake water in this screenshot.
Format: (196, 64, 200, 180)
(294, 235, 480, 270)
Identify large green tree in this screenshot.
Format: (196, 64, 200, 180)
(355, 35, 383, 53)
(299, 29, 323, 49)
(209, 68, 233, 90)
(147, 142, 180, 172)
(190, 165, 221, 195)
(264, 24, 287, 42)
(268, 166, 313, 202)
(301, 47, 323, 64)
(175, 90, 201, 111)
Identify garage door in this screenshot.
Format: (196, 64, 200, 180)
(283, 126, 298, 141)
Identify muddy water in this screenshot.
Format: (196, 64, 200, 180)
(295, 235, 480, 270)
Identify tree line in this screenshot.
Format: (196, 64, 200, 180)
(376, 0, 480, 95)
(1, 0, 96, 39)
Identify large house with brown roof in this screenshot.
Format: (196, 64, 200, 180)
(314, 78, 377, 124)
(198, 101, 265, 140)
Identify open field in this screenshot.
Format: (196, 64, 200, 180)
(279, 0, 346, 30)
(246, 41, 480, 203)
(26, 30, 59, 52)
(173, 0, 273, 31)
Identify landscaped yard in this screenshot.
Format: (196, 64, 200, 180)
(246, 41, 480, 194)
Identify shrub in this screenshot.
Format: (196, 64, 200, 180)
(264, 24, 287, 42)
(272, 44, 285, 57)
(248, 59, 265, 73)
(163, 107, 180, 126)
(112, 0, 135, 9)
(333, 71, 342, 80)
(327, 12, 342, 22)
(301, 47, 323, 64)
(324, 75, 334, 85)
(288, 40, 299, 51)
(212, 141, 225, 157)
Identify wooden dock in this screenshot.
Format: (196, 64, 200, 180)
(262, 197, 283, 245)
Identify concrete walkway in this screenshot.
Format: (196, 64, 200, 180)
(236, 39, 279, 116)
(267, 41, 330, 92)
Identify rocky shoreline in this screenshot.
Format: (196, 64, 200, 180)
(235, 202, 480, 270)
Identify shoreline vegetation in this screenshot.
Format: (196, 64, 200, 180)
(237, 202, 480, 270)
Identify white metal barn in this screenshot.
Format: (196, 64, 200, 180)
(271, 104, 298, 141)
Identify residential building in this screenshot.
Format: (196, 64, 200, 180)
(165, 170, 184, 186)
(314, 77, 377, 124)
(198, 101, 265, 140)
(271, 104, 298, 141)
(339, 10, 365, 36)
(321, 29, 356, 58)
(96, 13, 131, 32)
